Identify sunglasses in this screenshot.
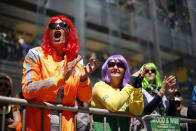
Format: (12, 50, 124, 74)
(48, 22, 70, 31)
(145, 69, 156, 73)
(108, 61, 124, 68)
(0, 82, 10, 88)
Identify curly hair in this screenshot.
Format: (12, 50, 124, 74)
(101, 54, 131, 88)
(41, 15, 79, 62)
(141, 62, 162, 90)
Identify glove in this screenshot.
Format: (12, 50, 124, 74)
(129, 75, 144, 88)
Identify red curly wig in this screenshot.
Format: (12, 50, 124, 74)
(41, 15, 80, 62)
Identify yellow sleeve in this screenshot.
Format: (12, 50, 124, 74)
(128, 87, 144, 115)
(92, 81, 135, 112)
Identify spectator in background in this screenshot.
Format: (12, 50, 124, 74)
(0, 72, 20, 130)
(174, 89, 188, 131)
(17, 36, 29, 62)
(131, 62, 176, 131)
(0, 31, 8, 59)
(187, 85, 196, 131)
(6, 30, 17, 43)
(174, 89, 187, 117)
(91, 54, 144, 131)
(4, 29, 18, 61)
(16, 15, 99, 131)
(141, 63, 176, 116)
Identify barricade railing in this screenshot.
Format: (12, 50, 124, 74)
(1, 96, 196, 131)
(0, 96, 144, 131)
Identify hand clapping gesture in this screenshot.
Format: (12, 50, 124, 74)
(160, 75, 176, 97)
(64, 56, 83, 80)
(63, 56, 100, 81)
(163, 75, 176, 99)
(80, 57, 100, 82)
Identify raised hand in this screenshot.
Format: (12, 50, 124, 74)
(80, 57, 100, 82)
(161, 75, 176, 98)
(159, 76, 168, 97)
(166, 75, 176, 99)
(132, 64, 147, 77)
(64, 56, 83, 80)
(130, 65, 147, 88)
(166, 75, 176, 89)
(140, 64, 147, 77)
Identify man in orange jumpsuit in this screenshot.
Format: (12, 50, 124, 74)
(16, 15, 99, 131)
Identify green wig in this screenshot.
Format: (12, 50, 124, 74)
(141, 62, 162, 90)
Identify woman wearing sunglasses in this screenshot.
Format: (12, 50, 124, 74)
(16, 15, 99, 131)
(0, 72, 20, 130)
(91, 54, 144, 131)
(132, 62, 176, 130)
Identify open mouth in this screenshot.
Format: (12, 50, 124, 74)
(54, 31, 61, 38)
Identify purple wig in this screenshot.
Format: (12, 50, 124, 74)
(101, 54, 131, 87)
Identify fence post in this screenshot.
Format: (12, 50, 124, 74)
(90, 114, 93, 131)
(1, 106, 6, 131)
(22, 108, 26, 131)
(104, 116, 107, 131)
(59, 111, 62, 131)
(117, 117, 120, 131)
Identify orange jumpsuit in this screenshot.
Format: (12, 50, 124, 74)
(16, 47, 92, 131)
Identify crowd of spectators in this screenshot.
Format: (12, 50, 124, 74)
(0, 27, 29, 63)
(0, 8, 195, 130)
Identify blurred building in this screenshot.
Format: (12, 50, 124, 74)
(0, 0, 195, 106)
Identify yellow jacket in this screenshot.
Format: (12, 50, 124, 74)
(91, 81, 144, 115)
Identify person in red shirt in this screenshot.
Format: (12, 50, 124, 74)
(16, 15, 99, 131)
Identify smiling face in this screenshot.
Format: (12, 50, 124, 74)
(49, 19, 69, 48)
(108, 59, 125, 83)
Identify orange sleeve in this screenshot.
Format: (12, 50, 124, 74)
(77, 78, 92, 102)
(76, 61, 92, 103)
(22, 49, 64, 100)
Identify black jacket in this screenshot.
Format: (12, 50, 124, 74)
(187, 102, 196, 131)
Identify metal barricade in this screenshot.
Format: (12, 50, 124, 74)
(0, 96, 144, 131)
(2, 96, 196, 131)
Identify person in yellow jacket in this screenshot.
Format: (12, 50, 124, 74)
(91, 54, 144, 131)
(16, 15, 99, 131)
